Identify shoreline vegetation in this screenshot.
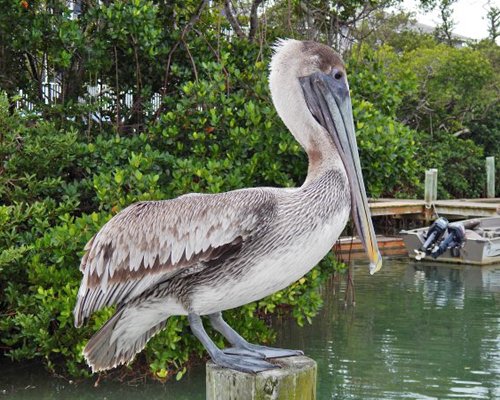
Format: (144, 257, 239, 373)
(1, 0, 498, 380)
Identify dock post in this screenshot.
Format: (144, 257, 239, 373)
(206, 356, 317, 400)
(424, 169, 438, 222)
(486, 157, 495, 198)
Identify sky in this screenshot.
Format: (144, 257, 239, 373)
(397, 0, 497, 41)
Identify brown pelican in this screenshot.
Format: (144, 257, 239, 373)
(73, 39, 382, 374)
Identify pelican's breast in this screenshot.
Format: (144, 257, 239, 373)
(189, 169, 350, 314)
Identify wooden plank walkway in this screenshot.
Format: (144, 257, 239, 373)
(369, 198, 500, 218)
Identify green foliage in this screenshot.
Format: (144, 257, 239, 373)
(348, 41, 499, 199)
(401, 43, 495, 134)
(347, 44, 421, 197)
(353, 99, 420, 197)
(401, 42, 498, 198)
(416, 131, 486, 199)
(150, 46, 306, 195)
(349, 44, 419, 118)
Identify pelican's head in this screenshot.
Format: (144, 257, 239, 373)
(269, 39, 382, 275)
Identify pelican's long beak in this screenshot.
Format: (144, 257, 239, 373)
(300, 71, 382, 274)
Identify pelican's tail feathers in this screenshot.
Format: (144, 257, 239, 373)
(83, 304, 169, 373)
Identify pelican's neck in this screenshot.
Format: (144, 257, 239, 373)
(303, 135, 344, 186)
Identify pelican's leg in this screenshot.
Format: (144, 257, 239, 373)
(188, 313, 277, 373)
(208, 312, 304, 359)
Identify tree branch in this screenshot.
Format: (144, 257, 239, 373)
(249, 0, 264, 42)
(158, 0, 208, 114)
(223, 0, 246, 39)
(24, 52, 43, 101)
(182, 38, 199, 83)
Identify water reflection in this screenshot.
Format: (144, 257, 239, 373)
(1, 259, 499, 399)
(275, 260, 500, 399)
(0, 359, 206, 400)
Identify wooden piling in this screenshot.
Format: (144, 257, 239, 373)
(424, 169, 438, 222)
(486, 157, 495, 198)
(424, 168, 438, 205)
(206, 356, 317, 400)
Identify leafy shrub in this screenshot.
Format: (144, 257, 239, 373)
(353, 98, 420, 198)
(149, 51, 306, 195)
(348, 42, 496, 199)
(415, 131, 486, 199)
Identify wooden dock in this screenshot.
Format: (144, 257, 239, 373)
(334, 236, 407, 262)
(369, 198, 500, 219)
(369, 165, 498, 218)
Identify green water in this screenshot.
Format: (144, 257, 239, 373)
(277, 260, 500, 399)
(1, 259, 499, 399)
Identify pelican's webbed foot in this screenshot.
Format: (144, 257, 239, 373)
(211, 352, 278, 373)
(208, 312, 304, 360)
(188, 313, 278, 373)
(223, 344, 303, 359)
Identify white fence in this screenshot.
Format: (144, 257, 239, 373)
(16, 80, 162, 123)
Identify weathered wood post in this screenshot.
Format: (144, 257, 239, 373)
(424, 168, 438, 222)
(486, 157, 495, 198)
(206, 356, 317, 400)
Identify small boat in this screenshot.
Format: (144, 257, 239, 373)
(400, 216, 500, 265)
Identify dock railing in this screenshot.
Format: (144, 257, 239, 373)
(368, 158, 499, 220)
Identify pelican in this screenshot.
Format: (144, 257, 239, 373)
(74, 39, 382, 374)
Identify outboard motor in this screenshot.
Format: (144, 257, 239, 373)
(431, 222, 466, 259)
(421, 217, 449, 255)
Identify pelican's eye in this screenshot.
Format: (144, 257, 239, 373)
(333, 70, 343, 80)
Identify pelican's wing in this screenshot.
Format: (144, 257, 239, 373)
(73, 189, 276, 326)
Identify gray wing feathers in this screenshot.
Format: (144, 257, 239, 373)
(74, 189, 275, 326)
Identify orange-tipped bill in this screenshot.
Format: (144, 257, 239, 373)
(300, 71, 382, 274)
